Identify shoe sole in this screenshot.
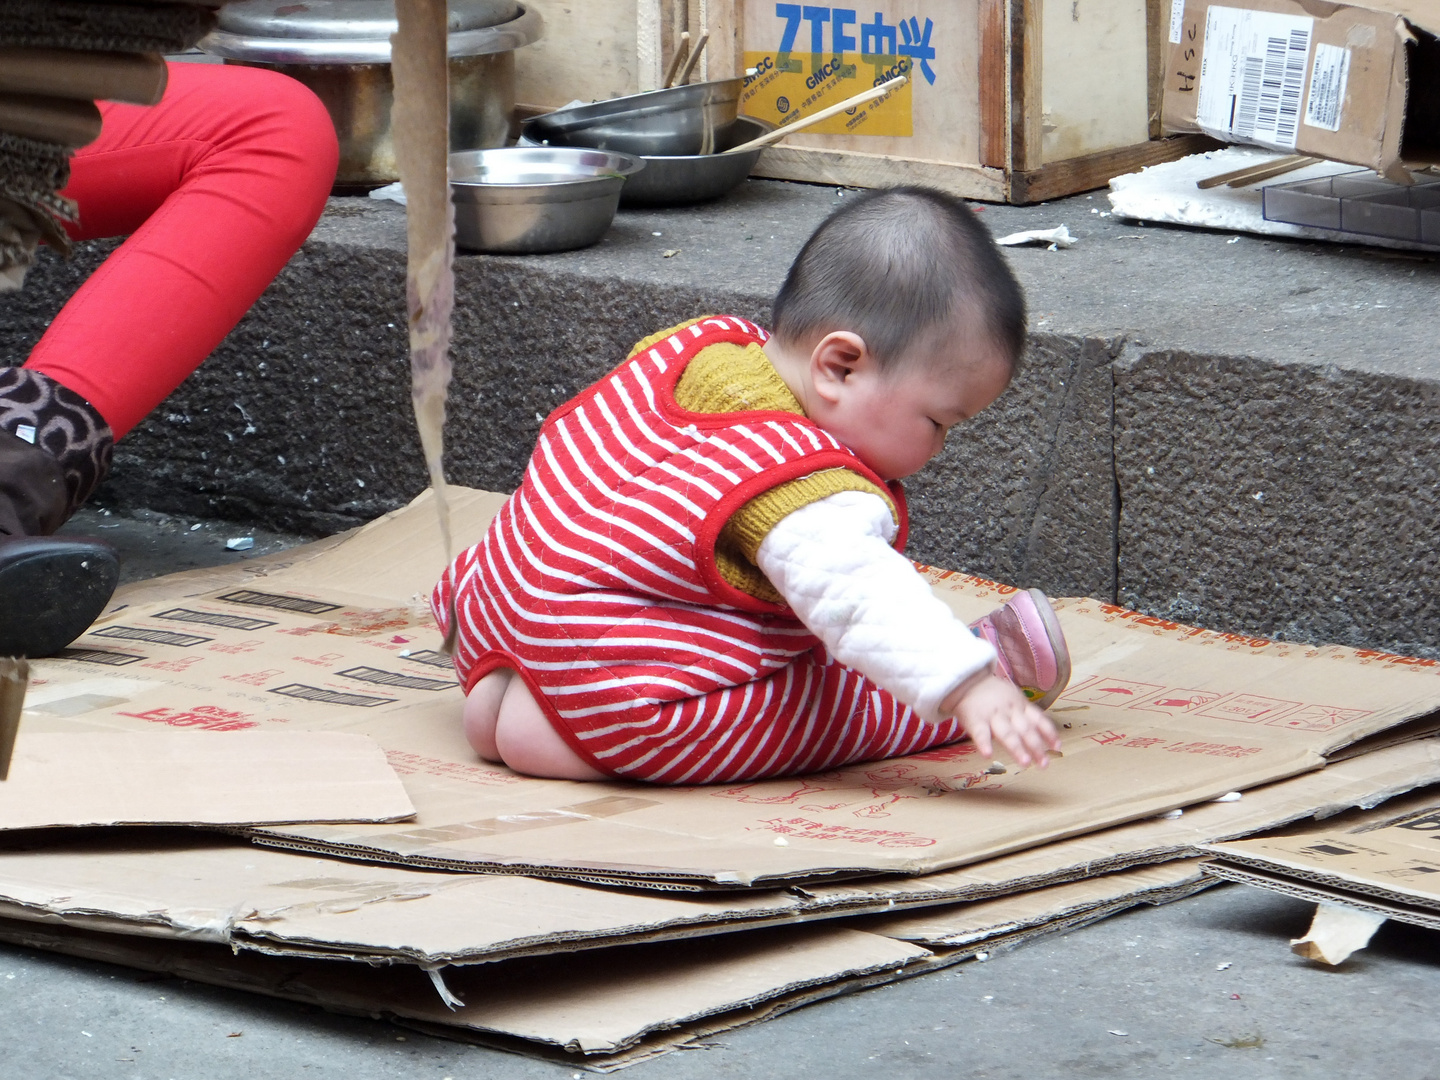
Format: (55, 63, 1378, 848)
(0, 540, 120, 657)
(1023, 587, 1072, 711)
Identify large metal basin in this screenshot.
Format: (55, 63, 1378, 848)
(202, 1, 543, 187)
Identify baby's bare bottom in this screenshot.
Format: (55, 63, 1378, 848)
(463, 669, 607, 780)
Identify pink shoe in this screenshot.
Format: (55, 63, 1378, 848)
(968, 588, 1072, 710)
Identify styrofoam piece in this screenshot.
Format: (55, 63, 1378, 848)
(1107, 148, 1440, 252)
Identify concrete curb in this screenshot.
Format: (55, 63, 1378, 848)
(4, 183, 1437, 658)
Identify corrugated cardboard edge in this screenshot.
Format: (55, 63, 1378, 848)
(1201, 861, 1440, 931)
(1201, 787, 1440, 930)
(0, 862, 1212, 1071)
(0, 741, 1431, 972)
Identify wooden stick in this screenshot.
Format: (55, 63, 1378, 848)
(0, 93, 102, 148)
(676, 31, 709, 85)
(0, 658, 28, 782)
(0, 49, 167, 105)
(725, 74, 908, 155)
(1197, 154, 1318, 190)
(1225, 155, 1322, 187)
(392, 0, 456, 566)
(662, 31, 690, 89)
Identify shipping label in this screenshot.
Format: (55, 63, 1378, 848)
(1303, 42, 1349, 132)
(1196, 5, 1314, 151)
(741, 3, 937, 137)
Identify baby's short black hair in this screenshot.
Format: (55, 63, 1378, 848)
(771, 186, 1027, 374)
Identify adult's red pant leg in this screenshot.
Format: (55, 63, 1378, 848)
(27, 61, 339, 438)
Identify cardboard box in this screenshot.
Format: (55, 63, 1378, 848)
(517, 1, 1215, 203)
(1162, 1, 1440, 179)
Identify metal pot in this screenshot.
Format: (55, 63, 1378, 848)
(201, 0, 543, 187)
(522, 79, 744, 158)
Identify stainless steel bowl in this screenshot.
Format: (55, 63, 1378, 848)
(521, 78, 742, 158)
(449, 147, 645, 254)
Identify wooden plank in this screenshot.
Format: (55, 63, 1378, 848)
(977, 0, 1007, 169)
(1008, 0, 1043, 177)
(1039, 0, 1151, 165)
(638, 0, 663, 90)
(514, 0, 643, 106)
(707, 0, 744, 81)
(1009, 132, 1220, 204)
(750, 144, 1007, 202)
(1147, 0, 1166, 139)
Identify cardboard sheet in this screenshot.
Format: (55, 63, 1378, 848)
(29, 487, 1440, 887)
(0, 731, 414, 829)
(856, 860, 1211, 947)
(1203, 789, 1440, 932)
(0, 859, 1213, 1069)
(0, 915, 929, 1065)
(0, 740, 1433, 971)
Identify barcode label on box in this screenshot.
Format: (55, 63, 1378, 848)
(402, 650, 453, 669)
(216, 589, 342, 615)
(56, 648, 144, 667)
(157, 607, 277, 632)
(1197, 6, 1314, 151)
(92, 626, 211, 648)
(1170, 0, 1186, 45)
(269, 683, 396, 708)
(1304, 43, 1349, 132)
(338, 666, 453, 693)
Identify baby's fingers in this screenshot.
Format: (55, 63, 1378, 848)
(966, 718, 994, 759)
(1016, 708, 1056, 768)
(990, 710, 1035, 768)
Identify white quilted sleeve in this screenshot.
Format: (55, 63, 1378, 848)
(755, 490, 997, 721)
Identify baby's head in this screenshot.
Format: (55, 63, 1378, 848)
(765, 186, 1026, 481)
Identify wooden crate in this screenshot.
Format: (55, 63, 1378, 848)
(513, 1, 1214, 203)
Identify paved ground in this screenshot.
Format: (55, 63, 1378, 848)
(1, 511, 1433, 1079)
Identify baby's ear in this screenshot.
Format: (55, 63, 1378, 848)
(809, 331, 870, 401)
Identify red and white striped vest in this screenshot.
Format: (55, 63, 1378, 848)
(433, 316, 962, 783)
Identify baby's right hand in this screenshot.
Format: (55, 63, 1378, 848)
(949, 673, 1061, 769)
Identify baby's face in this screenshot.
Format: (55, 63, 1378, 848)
(822, 337, 1012, 482)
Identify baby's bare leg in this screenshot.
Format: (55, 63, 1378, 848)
(494, 676, 607, 780)
(463, 669, 512, 762)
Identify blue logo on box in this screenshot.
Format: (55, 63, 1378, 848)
(773, 5, 938, 85)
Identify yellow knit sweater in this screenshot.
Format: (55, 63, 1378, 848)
(628, 320, 896, 604)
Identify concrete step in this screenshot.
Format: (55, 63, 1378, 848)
(3, 179, 1438, 657)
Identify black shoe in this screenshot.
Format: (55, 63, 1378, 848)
(0, 535, 119, 657)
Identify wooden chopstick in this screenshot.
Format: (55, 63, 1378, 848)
(725, 74, 908, 155)
(676, 31, 709, 85)
(662, 32, 690, 89)
(1197, 154, 1319, 189)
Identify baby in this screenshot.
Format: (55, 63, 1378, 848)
(432, 186, 1068, 785)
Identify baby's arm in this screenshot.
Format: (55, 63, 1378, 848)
(755, 490, 1059, 767)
